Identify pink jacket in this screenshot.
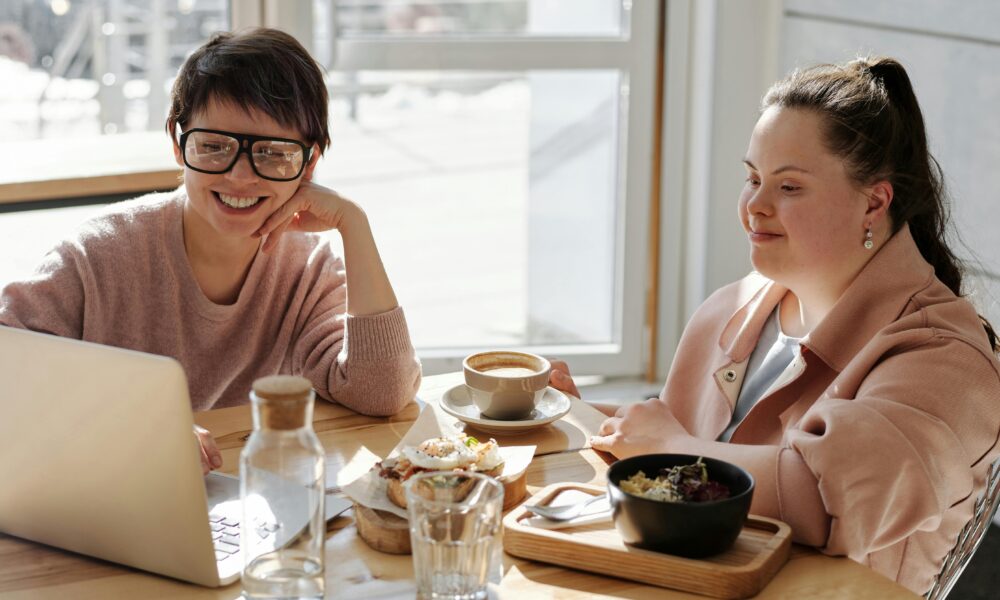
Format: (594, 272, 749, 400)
(661, 225, 1000, 594)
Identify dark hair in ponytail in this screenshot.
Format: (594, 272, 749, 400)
(762, 57, 998, 353)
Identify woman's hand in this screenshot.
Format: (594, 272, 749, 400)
(255, 181, 399, 316)
(548, 359, 581, 399)
(194, 424, 222, 475)
(255, 181, 359, 254)
(590, 398, 689, 458)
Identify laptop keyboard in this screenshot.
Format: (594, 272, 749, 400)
(209, 511, 279, 563)
(209, 512, 241, 561)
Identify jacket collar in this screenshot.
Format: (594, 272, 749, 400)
(717, 279, 787, 363)
(806, 224, 934, 371)
(718, 224, 935, 371)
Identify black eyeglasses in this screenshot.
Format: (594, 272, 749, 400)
(179, 128, 313, 182)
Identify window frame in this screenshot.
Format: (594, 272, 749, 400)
(234, 0, 662, 377)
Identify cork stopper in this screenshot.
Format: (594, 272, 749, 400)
(251, 375, 314, 430)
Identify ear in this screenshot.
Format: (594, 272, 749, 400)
(172, 134, 184, 168)
(864, 179, 893, 224)
(302, 145, 321, 182)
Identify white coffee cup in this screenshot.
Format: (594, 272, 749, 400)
(463, 351, 551, 420)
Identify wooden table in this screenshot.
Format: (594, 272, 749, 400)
(0, 373, 918, 599)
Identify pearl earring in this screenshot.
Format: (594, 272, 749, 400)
(864, 224, 874, 250)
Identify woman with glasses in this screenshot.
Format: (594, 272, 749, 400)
(0, 29, 421, 474)
(551, 57, 1000, 595)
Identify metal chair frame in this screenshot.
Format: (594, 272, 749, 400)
(925, 456, 1000, 600)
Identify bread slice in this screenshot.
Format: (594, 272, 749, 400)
(387, 477, 409, 509)
(479, 463, 504, 479)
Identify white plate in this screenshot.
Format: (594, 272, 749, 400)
(439, 384, 572, 434)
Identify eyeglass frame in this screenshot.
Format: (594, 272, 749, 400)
(178, 128, 314, 182)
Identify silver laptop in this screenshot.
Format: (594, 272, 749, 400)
(0, 325, 331, 587)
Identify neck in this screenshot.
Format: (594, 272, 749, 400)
(780, 261, 868, 337)
(181, 202, 260, 305)
(778, 291, 827, 338)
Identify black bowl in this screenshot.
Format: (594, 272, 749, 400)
(607, 453, 754, 558)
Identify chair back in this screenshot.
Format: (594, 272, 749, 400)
(925, 456, 1000, 600)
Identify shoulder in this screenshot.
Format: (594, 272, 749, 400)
(80, 190, 180, 237)
(65, 189, 180, 254)
(37, 190, 179, 271)
(878, 278, 999, 373)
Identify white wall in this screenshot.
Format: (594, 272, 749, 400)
(656, 0, 1000, 379)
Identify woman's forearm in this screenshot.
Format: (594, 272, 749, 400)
(671, 436, 783, 516)
(338, 205, 399, 316)
(669, 435, 830, 545)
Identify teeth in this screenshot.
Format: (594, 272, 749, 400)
(218, 193, 262, 209)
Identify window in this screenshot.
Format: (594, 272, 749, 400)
(0, 0, 226, 199)
(1, 0, 661, 379)
(287, 0, 661, 375)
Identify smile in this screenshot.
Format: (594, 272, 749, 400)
(749, 231, 782, 243)
(214, 191, 264, 210)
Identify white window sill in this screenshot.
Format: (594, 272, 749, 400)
(0, 132, 180, 204)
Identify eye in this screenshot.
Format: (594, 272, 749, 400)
(745, 175, 760, 187)
(199, 142, 229, 153)
(256, 146, 296, 161)
(781, 184, 800, 192)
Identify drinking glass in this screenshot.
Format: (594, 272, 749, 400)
(406, 471, 504, 600)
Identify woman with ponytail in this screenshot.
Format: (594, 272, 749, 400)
(551, 57, 1000, 594)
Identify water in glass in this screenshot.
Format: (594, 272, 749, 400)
(406, 471, 504, 600)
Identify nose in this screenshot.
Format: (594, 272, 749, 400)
(744, 185, 773, 217)
(226, 149, 259, 183)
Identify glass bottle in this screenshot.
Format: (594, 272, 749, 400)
(240, 375, 325, 599)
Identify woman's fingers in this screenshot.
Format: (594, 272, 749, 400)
(548, 369, 573, 392)
(257, 195, 305, 238)
(262, 218, 292, 254)
(597, 416, 622, 436)
(198, 443, 210, 475)
(549, 359, 571, 376)
(194, 425, 223, 472)
(547, 358, 581, 399)
(549, 371, 579, 398)
(590, 433, 618, 453)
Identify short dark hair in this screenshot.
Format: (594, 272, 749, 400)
(166, 28, 330, 151)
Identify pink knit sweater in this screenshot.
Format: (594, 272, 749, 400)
(0, 190, 421, 414)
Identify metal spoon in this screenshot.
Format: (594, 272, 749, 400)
(524, 493, 608, 521)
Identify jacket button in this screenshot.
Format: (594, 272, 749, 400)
(723, 369, 737, 382)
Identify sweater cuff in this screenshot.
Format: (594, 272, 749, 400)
(343, 306, 414, 360)
(776, 447, 832, 546)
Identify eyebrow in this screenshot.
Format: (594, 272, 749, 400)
(742, 159, 811, 175)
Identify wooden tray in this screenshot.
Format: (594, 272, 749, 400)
(356, 469, 528, 555)
(355, 504, 412, 554)
(503, 483, 791, 599)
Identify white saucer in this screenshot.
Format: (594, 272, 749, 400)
(439, 384, 572, 435)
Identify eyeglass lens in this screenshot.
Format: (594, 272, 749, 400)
(184, 131, 305, 180)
